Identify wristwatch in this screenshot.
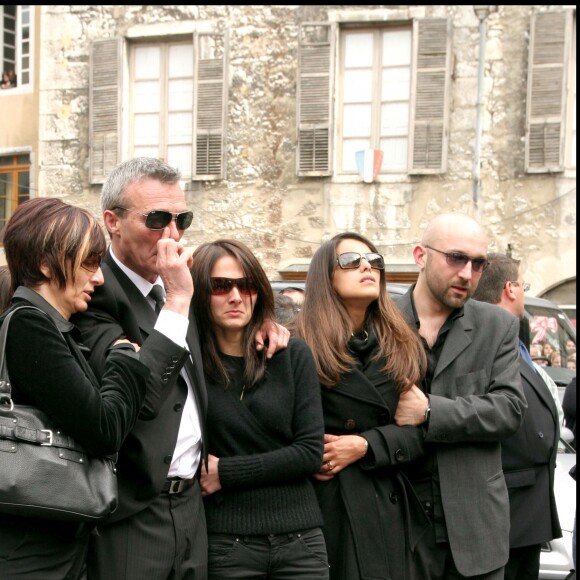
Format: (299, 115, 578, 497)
(424, 396, 431, 424)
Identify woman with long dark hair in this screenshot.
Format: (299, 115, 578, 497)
(191, 239, 329, 579)
(293, 231, 430, 580)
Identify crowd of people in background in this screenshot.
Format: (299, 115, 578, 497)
(0, 156, 576, 580)
(530, 339, 576, 370)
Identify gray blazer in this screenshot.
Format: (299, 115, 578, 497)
(395, 290, 527, 576)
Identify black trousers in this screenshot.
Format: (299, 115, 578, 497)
(87, 479, 207, 580)
(0, 514, 90, 579)
(410, 536, 504, 580)
(504, 544, 542, 580)
(207, 527, 329, 579)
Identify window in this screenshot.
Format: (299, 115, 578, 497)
(89, 33, 227, 184)
(525, 10, 575, 172)
(1, 5, 31, 88)
(566, 16, 576, 168)
(340, 27, 412, 173)
(0, 154, 30, 235)
(130, 41, 194, 176)
(298, 19, 452, 177)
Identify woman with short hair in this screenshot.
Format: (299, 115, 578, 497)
(0, 197, 151, 578)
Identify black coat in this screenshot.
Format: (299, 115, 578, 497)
(314, 332, 430, 580)
(502, 360, 562, 548)
(0, 286, 150, 577)
(72, 250, 208, 522)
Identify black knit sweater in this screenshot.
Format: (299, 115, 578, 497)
(203, 338, 324, 535)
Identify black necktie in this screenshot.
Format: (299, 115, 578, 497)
(148, 285, 165, 316)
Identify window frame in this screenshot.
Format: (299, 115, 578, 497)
(89, 31, 227, 185)
(0, 153, 31, 236)
(297, 17, 452, 178)
(0, 5, 33, 91)
(525, 10, 574, 173)
(337, 24, 413, 175)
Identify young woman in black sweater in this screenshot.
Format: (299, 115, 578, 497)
(191, 239, 329, 579)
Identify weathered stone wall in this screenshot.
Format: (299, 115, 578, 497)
(37, 5, 576, 299)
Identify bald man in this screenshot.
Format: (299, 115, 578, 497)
(393, 213, 527, 579)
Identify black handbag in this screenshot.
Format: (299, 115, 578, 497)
(0, 305, 118, 522)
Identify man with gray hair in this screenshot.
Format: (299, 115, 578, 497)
(473, 252, 562, 580)
(73, 157, 289, 580)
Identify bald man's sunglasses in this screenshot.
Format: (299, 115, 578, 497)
(424, 245, 489, 273)
(113, 206, 193, 230)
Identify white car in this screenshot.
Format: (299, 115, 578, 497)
(539, 429, 576, 579)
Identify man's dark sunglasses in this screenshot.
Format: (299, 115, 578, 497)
(424, 245, 489, 273)
(210, 277, 258, 296)
(336, 252, 385, 270)
(113, 206, 193, 230)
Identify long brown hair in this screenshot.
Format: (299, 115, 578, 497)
(293, 232, 426, 390)
(190, 239, 275, 387)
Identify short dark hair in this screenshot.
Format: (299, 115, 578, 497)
(275, 292, 300, 324)
(3, 197, 106, 291)
(472, 253, 520, 305)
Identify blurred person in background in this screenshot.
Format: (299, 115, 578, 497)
(0, 265, 12, 314)
(274, 292, 301, 325)
(279, 286, 305, 307)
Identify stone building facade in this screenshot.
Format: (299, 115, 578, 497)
(6, 5, 578, 300)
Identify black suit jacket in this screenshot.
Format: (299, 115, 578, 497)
(72, 250, 208, 522)
(502, 360, 562, 548)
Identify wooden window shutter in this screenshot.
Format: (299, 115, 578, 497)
(192, 32, 228, 180)
(409, 18, 452, 174)
(297, 23, 336, 176)
(89, 38, 122, 185)
(525, 11, 572, 173)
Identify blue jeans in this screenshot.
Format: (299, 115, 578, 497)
(208, 527, 329, 579)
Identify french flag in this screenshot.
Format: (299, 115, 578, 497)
(355, 149, 384, 183)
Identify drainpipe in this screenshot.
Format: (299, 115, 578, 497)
(472, 6, 494, 206)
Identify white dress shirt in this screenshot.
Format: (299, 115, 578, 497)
(110, 248, 202, 478)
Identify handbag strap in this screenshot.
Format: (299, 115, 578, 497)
(0, 306, 50, 406)
(0, 305, 89, 453)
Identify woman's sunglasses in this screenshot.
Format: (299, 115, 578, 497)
(424, 245, 489, 273)
(336, 252, 385, 270)
(80, 254, 103, 273)
(113, 206, 194, 230)
(210, 277, 258, 296)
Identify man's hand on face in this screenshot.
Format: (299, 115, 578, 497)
(156, 227, 194, 317)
